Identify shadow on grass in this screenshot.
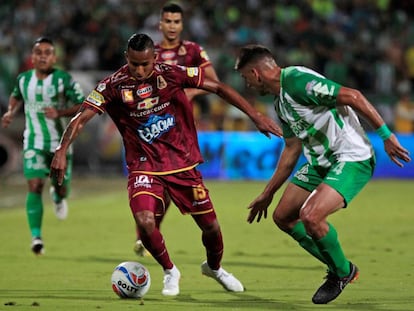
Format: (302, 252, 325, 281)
(0, 289, 403, 311)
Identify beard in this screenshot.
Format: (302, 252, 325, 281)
(258, 84, 268, 96)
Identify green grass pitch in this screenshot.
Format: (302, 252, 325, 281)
(0, 177, 413, 310)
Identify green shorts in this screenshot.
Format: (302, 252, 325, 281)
(291, 157, 376, 206)
(23, 149, 72, 187)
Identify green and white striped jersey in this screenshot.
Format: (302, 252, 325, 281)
(275, 66, 374, 168)
(12, 68, 84, 153)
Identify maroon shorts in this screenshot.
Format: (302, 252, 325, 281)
(128, 168, 215, 217)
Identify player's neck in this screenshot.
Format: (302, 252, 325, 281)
(161, 38, 181, 49)
(35, 68, 53, 80)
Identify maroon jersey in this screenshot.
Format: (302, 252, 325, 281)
(155, 40, 212, 68)
(83, 63, 205, 174)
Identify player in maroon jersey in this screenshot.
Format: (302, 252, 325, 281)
(155, 2, 219, 100)
(50, 33, 281, 296)
(133, 2, 220, 256)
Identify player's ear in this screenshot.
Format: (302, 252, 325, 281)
(252, 68, 260, 80)
(51, 52, 57, 64)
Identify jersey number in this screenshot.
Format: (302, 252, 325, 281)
(192, 184, 207, 200)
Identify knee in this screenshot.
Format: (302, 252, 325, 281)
(28, 179, 44, 193)
(299, 208, 322, 236)
(54, 185, 67, 198)
(272, 210, 290, 232)
(202, 220, 220, 235)
(135, 211, 156, 235)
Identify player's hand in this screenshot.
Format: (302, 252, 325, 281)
(253, 113, 282, 138)
(50, 149, 67, 185)
(384, 134, 411, 167)
(247, 192, 273, 223)
(1, 111, 13, 128)
(44, 107, 59, 119)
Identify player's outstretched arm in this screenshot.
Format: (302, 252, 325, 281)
(1, 96, 22, 128)
(50, 107, 97, 185)
(337, 87, 411, 167)
(43, 103, 82, 119)
(200, 78, 282, 138)
(247, 137, 302, 223)
(185, 66, 220, 100)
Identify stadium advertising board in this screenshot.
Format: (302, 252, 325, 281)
(197, 132, 414, 180)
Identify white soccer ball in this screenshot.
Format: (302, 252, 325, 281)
(111, 261, 151, 298)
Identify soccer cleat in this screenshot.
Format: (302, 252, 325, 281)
(50, 186, 68, 220)
(31, 237, 44, 255)
(133, 239, 150, 257)
(201, 261, 245, 292)
(162, 265, 181, 296)
(312, 262, 359, 304)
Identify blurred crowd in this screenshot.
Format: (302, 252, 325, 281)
(1, 0, 414, 132)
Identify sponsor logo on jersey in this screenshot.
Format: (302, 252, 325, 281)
(163, 59, 178, 65)
(122, 89, 134, 103)
(294, 164, 309, 182)
(130, 101, 170, 117)
(46, 85, 56, 97)
(86, 90, 104, 106)
(97, 83, 106, 92)
(138, 114, 175, 143)
(186, 67, 199, 78)
(161, 51, 176, 61)
(306, 80, 335, 97)
(178, 45, 187, 56)
(290, 119, 310, 136)
(326, 177, 339, 181)
(133, 175, 153, 189)
(137, 84, 153, 98)
(200, 50, 210, 61)
(137, 96, 159, 110)
(24, 150, 36, 159)
(305, 80, 317, 95)
(157, 76, 167, 90)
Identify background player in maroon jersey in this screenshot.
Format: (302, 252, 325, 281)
(50, 33, 281, 297)
(156, 2, 219, 100)
(134, 2, 221, 256)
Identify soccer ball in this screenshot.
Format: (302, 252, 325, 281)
(111, 261, 151, 298)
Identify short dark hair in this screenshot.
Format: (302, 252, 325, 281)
(161, 3, 183, 16)
(234, 44, 274, 70)
(127, 33, 154, 52)
(33, 36, 54, 46)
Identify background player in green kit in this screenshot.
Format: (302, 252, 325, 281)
(234, 45, 411, 304)
(1, 37, 85, 255)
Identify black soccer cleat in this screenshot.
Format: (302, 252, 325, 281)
(31, 237, 44, 255)
(312, 262, 359, 304)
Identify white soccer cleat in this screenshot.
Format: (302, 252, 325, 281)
(50, 186, 68, 220)
(162, 265, 181, 296)
(54, 199, 68, 220)
(201, 261, 245, 292)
